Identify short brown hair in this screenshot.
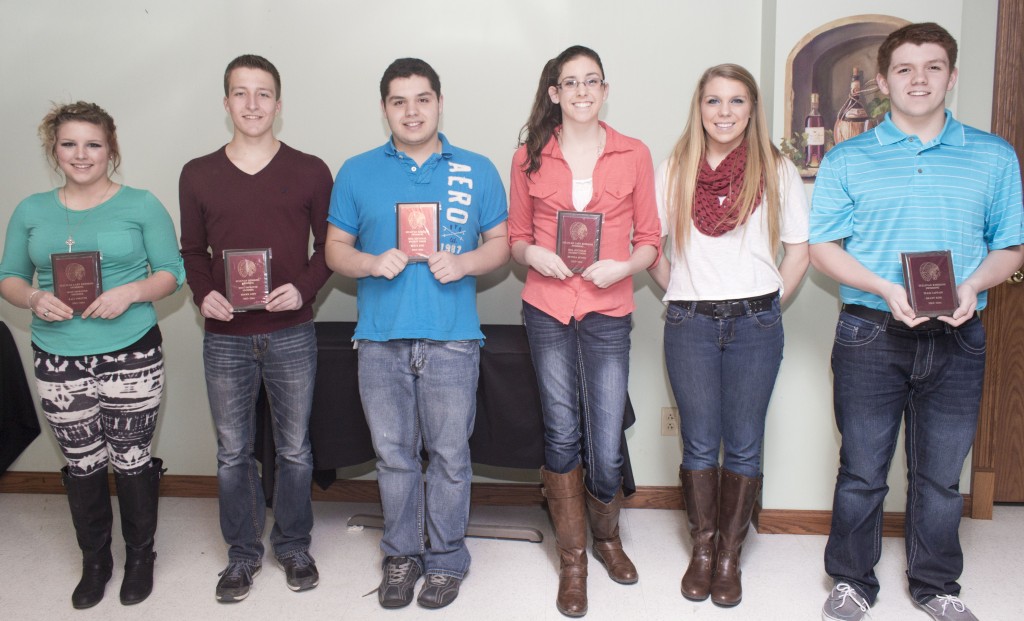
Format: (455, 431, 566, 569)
(38, 101, 121, 174)
(877, 22, 958, 76)
(224, 54, 281, 99)
(379, 58, 441, 102)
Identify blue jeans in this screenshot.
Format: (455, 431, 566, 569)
(824, 311, 985, 605)
(357, 339, 479, 578)
(203, 321, 316, 564)
(663, 298, 784, 478)
(522, 302, 630, 503)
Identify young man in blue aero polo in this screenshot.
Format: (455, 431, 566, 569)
(812, 23, 1024, 621)
(325, 58, 509, 610)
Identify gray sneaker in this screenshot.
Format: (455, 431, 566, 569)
(378, 556, 422, 609)
(916, 595, 979, 621)
(823, 582, 870, 621)
(417, 573, 462, 609)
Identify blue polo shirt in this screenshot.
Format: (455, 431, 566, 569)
(810, 110, 1023, 311)
(328, 133, 507, 342)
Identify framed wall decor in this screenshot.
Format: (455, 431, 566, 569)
(779, 14, 909, 181)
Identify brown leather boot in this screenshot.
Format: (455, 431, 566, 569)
(679, 466, 718, 601)
(541, 465, 588, 617)
(585, 486, 638, 585)
(710, 469, 760, 607)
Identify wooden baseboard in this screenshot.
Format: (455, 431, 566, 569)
(0, 471, 970, 536)
(0, 470, 224, 498)
(0, 471, 680, 506)
(758, 494, 973, 536)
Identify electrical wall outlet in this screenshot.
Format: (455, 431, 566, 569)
(661, 407, 679, 436)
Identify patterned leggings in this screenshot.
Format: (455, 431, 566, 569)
(34, 337, 164, 477)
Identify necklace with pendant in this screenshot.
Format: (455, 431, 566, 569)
(61, 180, 113, 252)
(556, 127, 606, 157)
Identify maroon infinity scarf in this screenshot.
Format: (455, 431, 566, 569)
(693, 142, 764, 236)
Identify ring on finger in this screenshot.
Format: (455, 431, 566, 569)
(44, 310, 50, 317)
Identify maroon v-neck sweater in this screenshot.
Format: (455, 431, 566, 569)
(179, 143, 333, 336)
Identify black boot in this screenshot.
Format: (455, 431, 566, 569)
(115, 458, 164, 605)
(62, 466, 114, 609)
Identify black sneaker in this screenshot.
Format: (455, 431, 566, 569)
(417, 573, 462, 609)
(216, 562, 261, 602)
(280, 551, 319, 592)
(378, 556, 422, 609)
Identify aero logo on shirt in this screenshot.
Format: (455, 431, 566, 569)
(444, 162, 474, 254)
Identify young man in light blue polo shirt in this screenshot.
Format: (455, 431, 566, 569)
(811, 23, 1023, 621)
(325, 58, 509, 611)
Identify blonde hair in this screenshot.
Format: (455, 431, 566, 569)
(38, 101, 121, 174)
(664, 64, 782, 254)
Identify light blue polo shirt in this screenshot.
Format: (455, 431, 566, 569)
(328, 133, 508, 342)
(810, 110, 1023, 311)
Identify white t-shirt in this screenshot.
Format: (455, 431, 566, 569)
(655, 157, 809, 301)
(572, 178, 593, 211)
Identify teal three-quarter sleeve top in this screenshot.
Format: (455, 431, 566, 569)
(0, 185, 185, 356)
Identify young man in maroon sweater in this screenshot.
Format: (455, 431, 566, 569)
(178, 54, 333, 602)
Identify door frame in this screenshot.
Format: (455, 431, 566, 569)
(971, 0, 1024, 519)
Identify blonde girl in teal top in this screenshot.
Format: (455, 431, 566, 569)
(0, 101, 183, 609)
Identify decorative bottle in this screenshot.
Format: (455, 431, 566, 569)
(804, 92, 825, 168)
(834, 67, 873, 144)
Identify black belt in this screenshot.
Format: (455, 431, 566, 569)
(670, 292, 777, 319)
(841, 304, 955, 331)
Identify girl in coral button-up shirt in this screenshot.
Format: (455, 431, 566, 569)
(508, 44, 660, 618)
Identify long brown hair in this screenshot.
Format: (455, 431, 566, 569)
(517, 45, 604, 177)
(664, 64, 783, 253)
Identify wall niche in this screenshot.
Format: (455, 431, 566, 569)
(781, 14, 909, 180)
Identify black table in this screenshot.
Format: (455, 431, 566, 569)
(257, 322, 636, 499)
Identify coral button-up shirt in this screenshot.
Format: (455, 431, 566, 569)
(509, 122, 662, 323)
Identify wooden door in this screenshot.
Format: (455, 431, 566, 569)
(972, 0, 1024, 517)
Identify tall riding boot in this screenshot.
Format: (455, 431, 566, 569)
(62, 466, 114, 609)
(585, 486, 638, 584)
(679, 466, 718, 601)
(541, 465, 588, 617)
(710, 469, 760, 607)
(115, 458, 165, 605)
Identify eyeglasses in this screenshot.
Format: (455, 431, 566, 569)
(556, 77, 606, 91)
